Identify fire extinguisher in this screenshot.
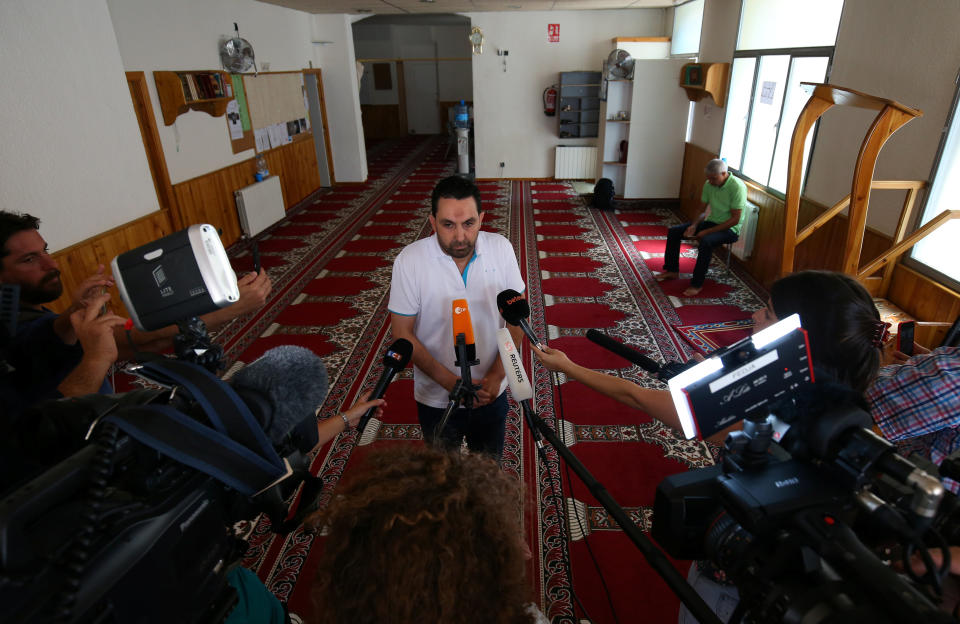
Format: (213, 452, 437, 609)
(543, 85, 557, 117)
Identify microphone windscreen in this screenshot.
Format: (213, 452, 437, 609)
(452, 298, 476, 344)
(382, 338, 413, 370)
(496, 289, 529, 326)
(231, 345, 328, 449)
(496, 328, 534, 402)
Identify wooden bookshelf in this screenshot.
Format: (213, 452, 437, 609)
(154, 70, 234, 126)
(679, 62, 730, 107)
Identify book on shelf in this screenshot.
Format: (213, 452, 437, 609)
(177, 73, 193, 102)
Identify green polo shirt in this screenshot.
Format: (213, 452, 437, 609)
(701, 174, 747, 235)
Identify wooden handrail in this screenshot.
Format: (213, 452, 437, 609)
(782, 83, 922, 278)
(857, 210, 960, 278)
(796, 196, 851, 245)
(795, 180, 924, 246)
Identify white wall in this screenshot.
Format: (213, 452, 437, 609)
(687, 0, 739, 152)
(804, 0, 960, 235)
(691, 0, 960, 236)
(0, 0, 159, 251)
(312, 14, 368, 182)
(464, 9, 667, 179)
(106, 0, 316, 184)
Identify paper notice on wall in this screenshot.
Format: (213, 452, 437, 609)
(227, 100, 243, 140)
(760, 81, 776, 105)
(254, 127, 269, 152)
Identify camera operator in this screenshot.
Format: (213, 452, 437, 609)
(534, 271, 960, 620)
(0, 210, 271, 409)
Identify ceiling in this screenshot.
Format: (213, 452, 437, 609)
(256, 0, 679, 15)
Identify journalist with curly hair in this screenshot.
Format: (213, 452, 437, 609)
(306, 445, 548, 624)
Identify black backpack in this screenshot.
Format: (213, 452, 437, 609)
(592, 178, 615, 210)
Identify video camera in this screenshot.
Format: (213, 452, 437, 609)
(0, 227, 325, 623)
(651, 315, 957, 622)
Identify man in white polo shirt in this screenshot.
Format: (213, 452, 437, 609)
(388, 176, 526, 461)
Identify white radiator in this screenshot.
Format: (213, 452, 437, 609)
(235, 176, 285, 238)
(731, 202, 760, 260)
(554, 146, 598, 179)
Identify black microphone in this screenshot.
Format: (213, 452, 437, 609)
(497, 289, 545, 349)
(585, 329, 664, 374)
(585, 329, 696, 381)
(356, 338, 414, 436)
(231, 345, 329, 453)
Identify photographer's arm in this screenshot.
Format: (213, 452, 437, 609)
(315, 393, 386, 448)
(533, 345, 682, 431)
(57, 295, 126, 397)
(113, 270, 272, 360)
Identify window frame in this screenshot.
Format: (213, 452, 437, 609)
(902, 77, 960, 293)
(721, 45, 835, 199)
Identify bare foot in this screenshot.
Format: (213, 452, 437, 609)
(655, 271, 679, 282)
(682, 286, 702, 297)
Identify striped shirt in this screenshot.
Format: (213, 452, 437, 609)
(867, 346, 960, 492)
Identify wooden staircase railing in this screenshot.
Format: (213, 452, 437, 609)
(782, 84, 934, 295)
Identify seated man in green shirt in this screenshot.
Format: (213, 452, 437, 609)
(656, 159, 746, 296)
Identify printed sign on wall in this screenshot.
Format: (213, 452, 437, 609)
(548, 24, 560, 42)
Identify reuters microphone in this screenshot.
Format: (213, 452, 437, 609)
(496, 328, 545, 452)
(452, 298, 477, 365)
(496, 328, 534, 404)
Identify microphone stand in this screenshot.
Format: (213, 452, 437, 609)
(435, 333, 479, 444)
(525, 408, 723, 624)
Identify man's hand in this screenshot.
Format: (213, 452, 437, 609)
(58, 294, 127, 397)
(70, 294, 126, 366)
(684, 224, 698, 238)
(476, 370, 504, 406)
(67, 264, 115, 313)
(233, 269, 272, 316)
(193, 269, 273, 334)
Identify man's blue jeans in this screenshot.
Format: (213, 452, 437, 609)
(663, 221, 738, 288)
(417, 391, 508, 461)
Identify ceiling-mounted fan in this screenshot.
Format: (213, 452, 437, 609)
(220, 23, 257, 75)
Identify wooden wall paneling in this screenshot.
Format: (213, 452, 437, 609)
(47, 211, 172, 316)
(172, 162, 247, 247)
(274, 138, 320, 207)
(888, 265, 960, 334)
(679, 143, 715, 221)
(361, 104, 404, 138)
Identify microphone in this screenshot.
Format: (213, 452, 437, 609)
(585, 329, 695, 381)
(452, 298, 477, 365)
(496, 327, 533, 403)
(496, 328, 544, 450)
(496, 289, 545, 349)
(585, 329, 664, 375)
(231, 345, 329, 453)
(356, 338, 413, 436)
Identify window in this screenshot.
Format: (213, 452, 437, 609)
(671, 0, 704, 57)
(908, 84, 960, 287)
(719, 0, 843, 194)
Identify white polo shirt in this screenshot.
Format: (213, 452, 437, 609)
(388, 231, 526, 408)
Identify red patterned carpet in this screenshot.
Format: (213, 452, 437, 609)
(189, 136, 768, 623)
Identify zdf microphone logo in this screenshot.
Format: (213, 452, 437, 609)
(454, 305, 467, 315)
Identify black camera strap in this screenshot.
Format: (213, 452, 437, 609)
(104, 359, 289, 497)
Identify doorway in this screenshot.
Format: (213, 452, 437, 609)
(303, 69, 335, 186)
